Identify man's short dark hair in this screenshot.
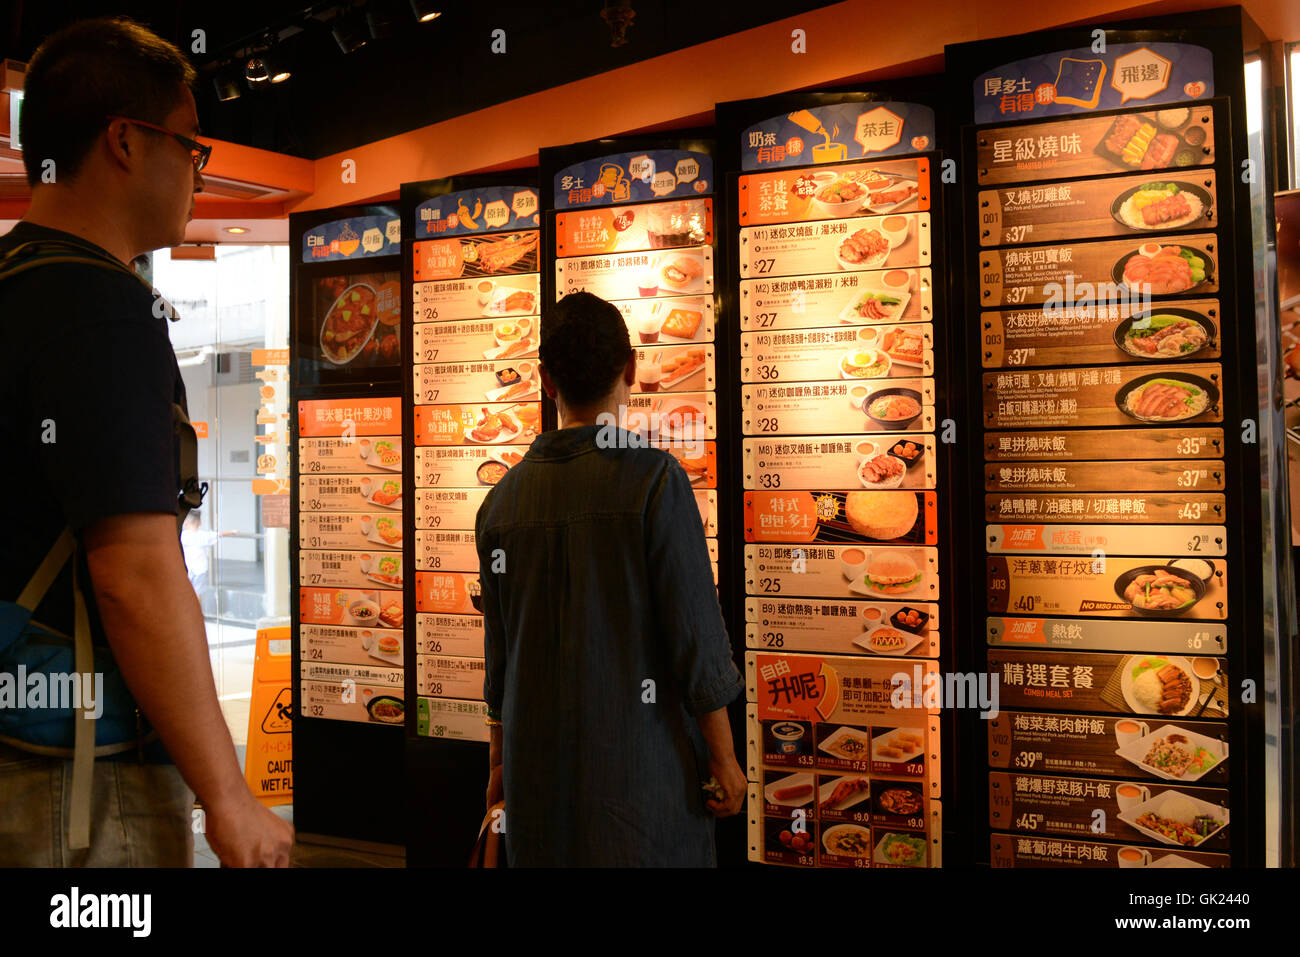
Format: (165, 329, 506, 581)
(539, 292, 632, 406)
(20, 17, 198, 187)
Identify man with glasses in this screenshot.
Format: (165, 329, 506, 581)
(0, 17, 292, 867)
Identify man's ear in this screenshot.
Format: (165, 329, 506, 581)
(538, 363, 559, 399)
(623, 351, 637, 383)
(104, 118, 136, 172)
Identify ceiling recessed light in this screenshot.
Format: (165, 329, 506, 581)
(225, 226, 249, 234)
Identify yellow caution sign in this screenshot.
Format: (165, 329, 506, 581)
(244, 627, 293, 806)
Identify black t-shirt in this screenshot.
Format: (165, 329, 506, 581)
(0, 223, 187, 756)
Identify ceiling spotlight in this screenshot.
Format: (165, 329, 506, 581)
(333, 8, 371, 53)
(368, 5, 400, 39)
(270, 64, 292, 83)
(225, 226, 249, 234)
(213, 66, 242, 101)
(245, 56, 270, 84)
(409, 1, 442, 22)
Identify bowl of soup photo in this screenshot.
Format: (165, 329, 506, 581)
(865, 388, 923, 430)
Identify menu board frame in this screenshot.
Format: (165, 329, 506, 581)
(718, 84, 955, 869)
(946, 7, 1290, 868)
(288, 202, 408, 848)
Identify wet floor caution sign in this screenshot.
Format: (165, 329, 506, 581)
(244, 627, 293, 806)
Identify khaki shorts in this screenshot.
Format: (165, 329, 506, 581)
(0, 742, 193, 867)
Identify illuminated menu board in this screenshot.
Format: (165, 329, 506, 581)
(551, 149, 721, 586)
(962, 46, 1233, 866)
(296, 396, 406, 725)
(407, 182, 543, 742)
(730, 100, 944, 868)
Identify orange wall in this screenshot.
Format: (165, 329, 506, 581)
(294, 0, 1299, 212)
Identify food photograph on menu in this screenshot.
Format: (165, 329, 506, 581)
(311, 272, 402, 369)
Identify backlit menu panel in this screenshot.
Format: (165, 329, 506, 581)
(408, 183, 545, 741)
(966, 91, 1234, 864)
(296, 396, 406, 725)
(729, 104, 944, 869)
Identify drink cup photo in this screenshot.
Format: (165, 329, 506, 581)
(476, 279, 495, 306)
(637, 352, 662, 392)
(1114, 719, 1149, 748)
(638, 312, 662, 344)
(848, 384, 870, 410)
(1117, 846, 1150, 868)
(840, 547, 869, 581)
(637, 266, 660, 297)
(1115, 783, 1150, 813)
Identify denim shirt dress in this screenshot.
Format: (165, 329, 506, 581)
(476, 425, 743, 866)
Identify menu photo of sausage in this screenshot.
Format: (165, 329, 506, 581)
(740, 268, 932, 331)
(976, 104, 1216, 187)
(738, 157, 929, 226)
(745, 596, 939, 658)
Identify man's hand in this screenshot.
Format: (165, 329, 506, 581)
(204, 793, 294, 867)
(705, 753, 747, 817)
(85, 513, 293, 866)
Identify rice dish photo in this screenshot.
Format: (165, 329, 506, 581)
(1141, 733, 1220, 778)
(1116, 182, 1206, 231)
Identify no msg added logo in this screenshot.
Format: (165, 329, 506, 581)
(49, 887, 150, 938)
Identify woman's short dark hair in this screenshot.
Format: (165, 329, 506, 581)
(20, 17, 198, 187)
(539, 292, 632, 406)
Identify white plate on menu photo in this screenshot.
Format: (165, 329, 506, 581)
(816, 775, 872, 813)
(482, 286, 537, 318)
(763, 772, 815, 808)
(360, 440, 402, 472)
(816, 725, 873, 762)
(483, 336, 537, 361)
(837, 286, 911, 324)
(485, 378, 540, 403)
(465, 414, 523, 445)
(862, 177, 921, 214)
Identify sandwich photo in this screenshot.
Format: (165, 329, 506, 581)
(858, 551, 923, 596)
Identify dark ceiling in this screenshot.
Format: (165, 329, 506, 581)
(4, 1, 838, 159)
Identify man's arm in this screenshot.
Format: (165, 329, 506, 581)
(85, 513, 293, 867)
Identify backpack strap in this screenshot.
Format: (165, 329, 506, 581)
(15, 528, 74, 612)
(68, 560, 95, 848)
(0, 238, 181, 321)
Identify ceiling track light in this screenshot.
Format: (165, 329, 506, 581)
(213, 64, 243, 101)
(333, 6, 371, 54)
(409, 0, 442, 23)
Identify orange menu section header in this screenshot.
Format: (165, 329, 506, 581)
(298, 397, 402, 437)
(252, 348, 291, 366)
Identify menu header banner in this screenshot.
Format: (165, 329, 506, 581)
(740, 102, 936, 170)
(554, 150, 712, 209)
(301, 208, 401, 263)
(414, 187, 540, 238)
(973, 42, 1214, 123)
